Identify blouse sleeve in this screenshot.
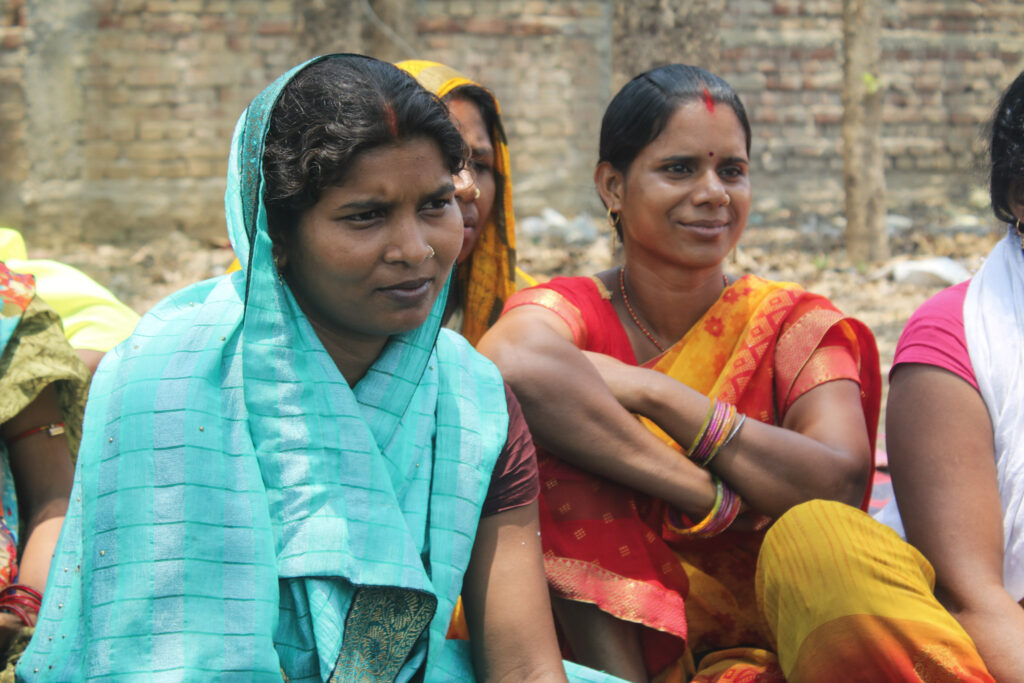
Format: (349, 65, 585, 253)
(890, 280, 976, 391)
(481, 385, 540, 517)
(503, 284, 588, 348)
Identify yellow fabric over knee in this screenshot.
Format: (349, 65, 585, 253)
(756, 499, 992, 682)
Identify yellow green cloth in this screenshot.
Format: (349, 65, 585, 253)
(0, 228, 139, 352)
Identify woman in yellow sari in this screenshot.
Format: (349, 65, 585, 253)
(478, 64, 988, 682)
(397, 60, 528, 345)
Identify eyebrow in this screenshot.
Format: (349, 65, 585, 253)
(470, 145, 495, 159)
(427, 180, 456, 199)
(658, 154, 749, 165)
(335, 181, 456, 213)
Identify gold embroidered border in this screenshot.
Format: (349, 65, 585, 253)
(545, 557, 688, 639)
(504, 289, 587, 347)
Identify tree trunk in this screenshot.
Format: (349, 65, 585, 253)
(299, 0, 363, 57)
(611, 0, 724, 90)
(361, 0, 417, 64)
(842, 0, 888, 263)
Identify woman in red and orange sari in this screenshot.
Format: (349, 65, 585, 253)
(479, 65, 989, 682)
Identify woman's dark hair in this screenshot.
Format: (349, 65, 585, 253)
(262, 54, 466, 240)
(599, 64, 751, 175)
(445, 84, 508, 149)
(599, 65, 751, 240)
(443, 84, 508, 227)
(989, 69, 1024, 224)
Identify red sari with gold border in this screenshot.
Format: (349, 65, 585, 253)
(503, 274, 881, 679)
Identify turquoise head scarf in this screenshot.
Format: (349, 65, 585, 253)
(19, 54, 511, 682)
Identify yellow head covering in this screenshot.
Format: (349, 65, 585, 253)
(396, 59, 521, 346)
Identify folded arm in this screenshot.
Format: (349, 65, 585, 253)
(619, 361, 870, 517)
(477, 307, 716, 521)
(480, 305, 869, 520)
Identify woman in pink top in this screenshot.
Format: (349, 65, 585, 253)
(880, 68, 1024, 681)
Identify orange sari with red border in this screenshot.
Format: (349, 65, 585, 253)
(504, 274, 881, 678)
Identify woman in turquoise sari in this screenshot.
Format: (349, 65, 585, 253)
(18, 55, 612, 682)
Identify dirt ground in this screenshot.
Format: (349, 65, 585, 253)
(23, 220, 1004, 436)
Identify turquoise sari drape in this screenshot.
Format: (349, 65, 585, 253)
(18, 56, 510, 682)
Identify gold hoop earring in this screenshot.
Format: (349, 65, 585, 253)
(606, 207, 620, 231)
(1016, 218, 1024, 250)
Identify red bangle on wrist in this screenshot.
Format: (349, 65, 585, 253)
(4, 422, 65, 447)
(0, 584, 42, 626)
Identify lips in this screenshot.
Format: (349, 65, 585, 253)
(379, 277, 432, 293)
(681, 219, 728, 229)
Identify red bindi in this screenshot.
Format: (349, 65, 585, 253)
(708, 151, 714, 157)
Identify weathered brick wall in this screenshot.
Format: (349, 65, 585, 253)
(417, 0, 611, 217)
(0, 0, 26, 227)
(719, 0, 1024, 227)
(4, 0, 366, 247)
(3, 0, 1024, 248)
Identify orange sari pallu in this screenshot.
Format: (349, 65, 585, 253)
(503, 274, 881, 679)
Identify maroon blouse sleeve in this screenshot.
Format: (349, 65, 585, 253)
(481, 385, 540, 517)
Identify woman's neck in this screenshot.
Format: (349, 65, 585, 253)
(307, 318, 389, 387)
(607, 254, 729, 355)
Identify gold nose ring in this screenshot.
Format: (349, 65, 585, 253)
(472, 186, 481, 200)
(426, 246, 436, 260)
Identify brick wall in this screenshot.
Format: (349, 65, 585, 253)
(719, 0, 1024, 226)
(2, 0, 1023, 248)
(0, 0, 26, 226)
(417, 0, 611, 216)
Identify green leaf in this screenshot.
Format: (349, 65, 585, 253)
(862, 71, 879, 94)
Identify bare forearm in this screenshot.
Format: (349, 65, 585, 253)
(464, 504, 568, 683)
(2, 384, 75, 592)
(945, 588, 1024, 681)
(17, 506, 67, 591)
(636, 373, 868, 516)
(498, 349, 714, 518)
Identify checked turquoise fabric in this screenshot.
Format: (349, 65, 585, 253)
(18, 56, 512, 681)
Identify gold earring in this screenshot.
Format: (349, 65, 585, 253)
(1016, 218, 1024, 250)
(606, 207, 620, 231)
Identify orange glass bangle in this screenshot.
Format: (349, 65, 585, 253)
(664, 475, 724, 536)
